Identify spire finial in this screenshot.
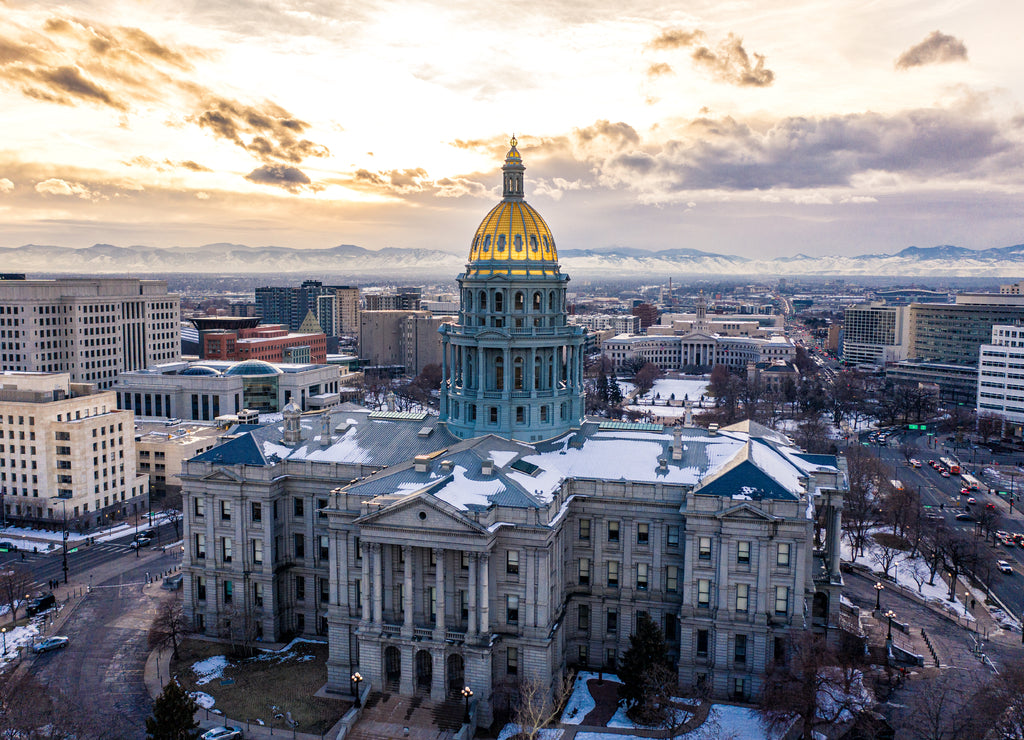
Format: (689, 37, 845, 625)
(510, 133, 517, 148)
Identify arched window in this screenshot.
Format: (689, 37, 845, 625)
(465, 291, 473, 311)
(530, 235, 539, 252)
(483, 235, 492, 252)
(514, 235, 523, 252)
(514, 357, 524, 390)
(494, 292, 504, 312)
(497, 234, 506, 251)
(534, 356, 542, 389)
(479, 291, 487, 310)
(533, 292, 541, 311)
(549, 291, 556, 311)
(514, 292, 524, 311)
(494, 356, 504, 391)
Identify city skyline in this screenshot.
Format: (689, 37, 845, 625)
(2, 1, 1023, 259)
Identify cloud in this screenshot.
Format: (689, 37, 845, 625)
(646, 62, 673, 78)
(896, 31, 968, 69)
(0, 178, 13, 193)
(20, 64, 125, 109)
(347, 167, 487, 199)
(125, 156, 212, 172)
(196, 191, 210, 199)
(35, 178, 102, 200)
(647, 28, 774, 87)
(649, 28, 706, 50)
(194, 98, 329, 164)
(574, 120, 640, 148)
(244, 164, 314, 193)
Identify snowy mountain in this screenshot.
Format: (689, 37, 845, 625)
(1, 241, 1023, 278)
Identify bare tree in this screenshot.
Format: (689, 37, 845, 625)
(513, 673, 574, 740)
(842, 447, 883, 559)
(0, 564, 35, 626)
(0, 674, 118, 739)
(983, 657, 1024, 739)
(149, 597, 190, 659)
(937, 531, 978, 601)
(897, 670, 995, 740)
(907, 558, 931, 594)
(870, 532, 907, 580)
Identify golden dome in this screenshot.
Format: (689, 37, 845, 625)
(467, 138, 559, 277)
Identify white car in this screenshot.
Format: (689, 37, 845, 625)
(33, 636, 69, 653)
(998, 560, 1014, 574)
(201, 727, 243, 740)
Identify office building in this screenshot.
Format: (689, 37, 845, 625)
(0, 371, 148, 529)
(0, 277, 180, 389)
(841, 302, 909, 368)
(134, 420, 223, 496)
(977, 324, 1024, 437)
(201, 323, 327, 364)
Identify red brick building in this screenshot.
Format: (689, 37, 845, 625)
(202, 324, 327, 363)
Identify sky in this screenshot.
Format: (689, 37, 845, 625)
(1, 0, 1023, 259)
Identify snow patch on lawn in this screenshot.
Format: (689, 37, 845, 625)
(608, 704, 691, 729)
(496, 725, 563, 740)
(559, 671, 621, 725)
(190, 691, 216, 709)
(685, 704, 787, 739)
(192, 655, 229, 685)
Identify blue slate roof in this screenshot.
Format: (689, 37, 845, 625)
(695, 459, 798, 501)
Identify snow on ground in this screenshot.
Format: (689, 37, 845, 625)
(0, 510, 180, 548)
(617, 381, 636, 397)
(496, 725, 563, 740)
(684, 704, 787, 739)
(190, 691, 216, 709)
(251, 636, 321, 663)
(607, 704, 691, 729)
(0, 620, 40, 667)
(560, 670, 618, 724)
(192, 655, 229, 685)
(841, 530, 974, 621)
(644, 378, 710, 401)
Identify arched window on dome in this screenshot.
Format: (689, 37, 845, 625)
(497, 234, 506, 252)
(483, 235, 492, 253)
(514, 292, 524, 311)
(530, 235, 539, 253)
(514, 235, 523, 253)
(514, 357, 524, 390)
(494, 291, 504, 312)
(494, 355, 504, 391)
(532, 292, 541, 311)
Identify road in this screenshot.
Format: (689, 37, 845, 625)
(863, 429, 1024, 625)
(12, 550, 178, 738)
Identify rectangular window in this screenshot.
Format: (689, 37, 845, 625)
(506, 550, 519, 575)
(734, 634, 748, 665)
(578, 604, 590, 632)
(736, 583, 749, 613)
(578, 645, 589, 665)
(606, 610, 618, 635)
(254, 582, 264, 607)
(698, 537, 712, 560)
(579, 518, 591, 541)
(194, 497, 205, 518)
(733, 678, 746, 700)
(194, 533, 206, 559)
(666, 565, 678, 593)
(295, 575, 305, 601)
(221, 537, 232, 563)
(636, 563, 649, 590)
(607, 560, 619, 588)
(578, 557, 590, 585)
(637, 522, 649, 545)
(777, 543, 791, 567)
(317, 498, 327, 519)
(607, 520, 619, 543)
(697, 579, 711, 608)
(489, 407, 498, 424)
(196, 576, 206, 601)
(665, 614, 678, 642)
(220, 500, 231, 521)
(294, 533, 305, 559)
(252, 539, 263, 565)
(775, 586, 789, 615)
(319, 535, 329, 560)
(696, 628, 709, 656)
(294, 497, 304, 517)
(507, 646, 518, 675)
(507, 595, 519, 625)
(737, 541, 750, 564)
(251, 501, 262, 522)
(223, 580, 233, 604)
(461, 551, 469, 570)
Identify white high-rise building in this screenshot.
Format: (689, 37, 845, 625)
(0, 278, 181, 388)
(978, 324, 1024, 437)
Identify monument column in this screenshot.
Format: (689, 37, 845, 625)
(434, 548, 446, 637)
(479, 554, 490, 635)
(403, 545, 413, 636)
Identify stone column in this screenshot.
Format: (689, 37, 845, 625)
(372, 543, 382, 625)
(477, 347, 485, 393)
(361, 539, 370, 621)
(829, 507, 842, 578)
(403, 545, 413, 636)
(468, 553, 478, 635)
(479, 554, 490, 635)
(434, 548, 446, 636)
(440, 341, 448, 416)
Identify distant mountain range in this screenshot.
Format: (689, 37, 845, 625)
(1, 241, 1023, 278)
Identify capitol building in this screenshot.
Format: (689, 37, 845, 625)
(180, 141, 846, 726)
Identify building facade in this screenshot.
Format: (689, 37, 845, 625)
(841, 302, 909, 368)
(179, 142, 843, 725)
(0, 277, 180, 389)
(201, 323, 327, 364)
(0, 371, 148, 529)
(978, 324, 1024, 437)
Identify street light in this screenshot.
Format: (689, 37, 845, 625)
(2, 626, 6, 655)
(351, 672, 363, 707)
(874, 582, 884, 611)
(50, 497, 69, 585)
(461, 685, 473, 723)
(885, 610, 896, 641)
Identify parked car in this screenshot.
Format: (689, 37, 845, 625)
(201, 727, 243, 740)
(27, 593, 57, 616)
(32, 636, 69, 653)
(0, 541, 17, 552)
(998, 560, 1014, 574)
(129, 536, 152, 549)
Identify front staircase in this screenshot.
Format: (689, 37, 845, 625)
(346, 691, 465, 740)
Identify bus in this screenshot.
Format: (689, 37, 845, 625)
(889, 479, 905, 491)
(940, 457, 961, 475)
(960, 473, 982, 491)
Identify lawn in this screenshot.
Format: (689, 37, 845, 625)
(170, 637, 349, 734)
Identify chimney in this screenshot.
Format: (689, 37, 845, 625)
(414, 455, 430, 472)
(658, 457, 668, 471)
(386, 391, 396, 412)
(481, 458, 495, 476)
(684, 400, 693, 428)
(708, 423, 719, 436)
(320, 413, 332, 447)
(440, 459, 454, 473)
(672, 423, 683, 460)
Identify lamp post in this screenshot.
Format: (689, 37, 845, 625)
(885, 610, 896, 641)
(874, 582, 884, 611)
(135, 509, 140, 558)
(2, 626, 6, 655)
(51, 497, 69, 585)
(351, 672, 362, 707)
(461, 685, 473, 723)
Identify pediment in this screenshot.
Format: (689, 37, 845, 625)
(475, 329, 510, 340)
(356, 488, 488, 536)
(201, 466, 244, 483)
(715, 502, 779, 521)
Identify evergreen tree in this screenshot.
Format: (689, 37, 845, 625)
(608, 372, 623, 406)
(146, 681, 201, 740)
(617, 612, 670, 709)
(597, 368, 609, 403)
